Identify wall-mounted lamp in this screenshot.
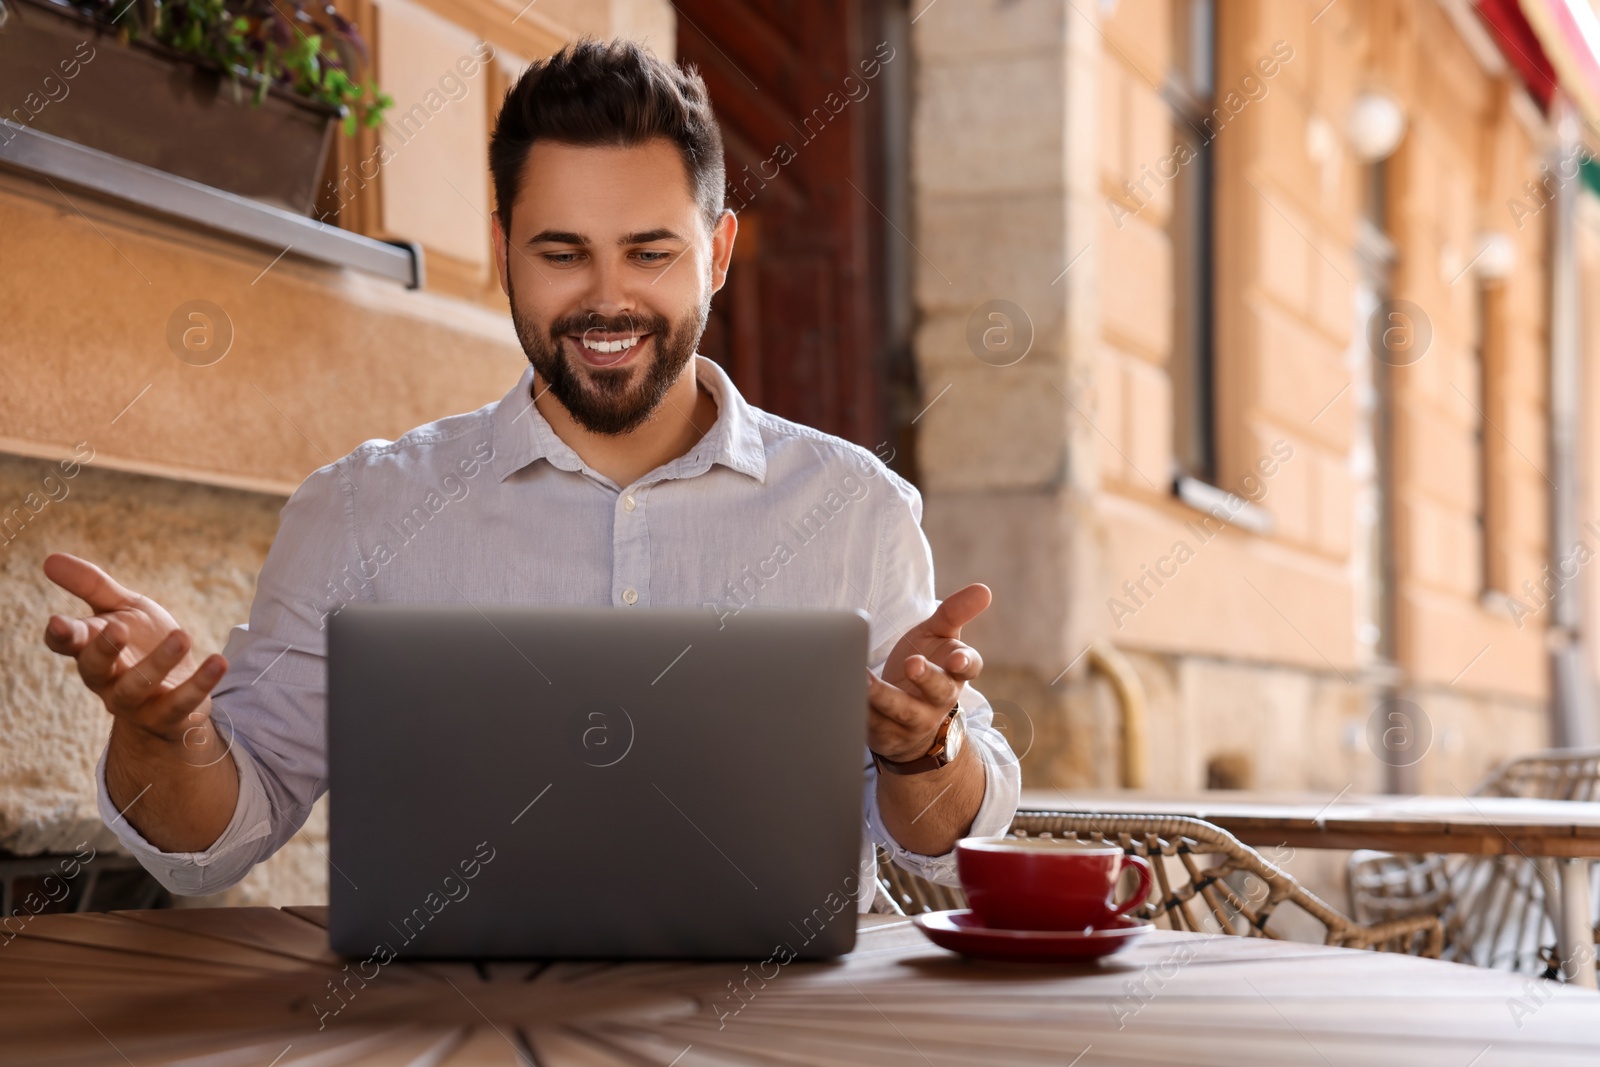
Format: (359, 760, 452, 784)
(1472, 230, 1517, 282)
(1347, 91, 1407, 162)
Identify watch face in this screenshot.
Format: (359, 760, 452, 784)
(944, 710, 965, 762)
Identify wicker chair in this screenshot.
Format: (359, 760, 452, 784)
(1347, 747, 1600, 977)
(878, 810, 1443, 955)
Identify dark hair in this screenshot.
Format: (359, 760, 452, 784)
(488, 38, 726, 233)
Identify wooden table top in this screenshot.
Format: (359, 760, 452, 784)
(1021, 788, 1600, 857)
(3, 906, 1599, 1065)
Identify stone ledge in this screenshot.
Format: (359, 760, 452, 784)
(0, 126, 421, 288)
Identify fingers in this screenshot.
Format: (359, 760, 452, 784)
(905, 637, 983, 685)
(104, 628, 192, 715)
(42, 553, 142, 614)
(142, 653, 228, 733)
(866, 669, 923, 728)
(899, 631, 981, 702)
(904, 654, 963, 707)
(949, 643, 983, 681)
(74, 616, 134, 691)
(72, 619, 223, 731)
(38, 556, 218, 735)
(43, 613, 91, 656)
(868, 667, 960, 726)
(866, 669, 954, 759)
(923, 583, 992, 638)
(97, 626, 227, 737)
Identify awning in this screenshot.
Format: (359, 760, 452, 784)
(1476, 0, 1600, 125)
(1521, 0, 1600, 122)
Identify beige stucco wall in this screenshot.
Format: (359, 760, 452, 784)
(1096, 0, 1550, 683)
(0, 167, 527, 497)
(1089, 0, 1558, 792)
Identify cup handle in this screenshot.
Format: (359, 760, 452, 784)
(1109, 854, 1154, 919)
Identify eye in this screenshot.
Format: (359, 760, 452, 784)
(543, 251, 584, 266)
(634, 250, 675, 264)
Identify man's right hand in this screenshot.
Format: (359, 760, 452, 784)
(43, 552, 239, 854)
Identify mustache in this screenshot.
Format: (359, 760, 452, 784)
(550, 312, 670, 340)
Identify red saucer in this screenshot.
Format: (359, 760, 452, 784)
(912, 909, 1152, 962)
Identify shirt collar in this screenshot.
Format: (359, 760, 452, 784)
(490, 354, 767, 486)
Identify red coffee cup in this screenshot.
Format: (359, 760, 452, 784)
(956, 836, 1154, 931)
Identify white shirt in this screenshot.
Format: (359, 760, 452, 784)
(95, 355, 1021, 910)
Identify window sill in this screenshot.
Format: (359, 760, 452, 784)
(0, 122, 423, 288)
(1173, 473, 1275, 536)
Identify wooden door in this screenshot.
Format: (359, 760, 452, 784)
(674, 0, 899, 451)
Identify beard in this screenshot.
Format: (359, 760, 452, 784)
(508, 273, 708, 437)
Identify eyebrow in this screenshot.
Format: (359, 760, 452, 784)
(524, 228, 686, 247)
(621, 228, 684, 244)
(525, 229, 586, 246)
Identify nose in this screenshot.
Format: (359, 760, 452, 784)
(579, 256, 637, 325)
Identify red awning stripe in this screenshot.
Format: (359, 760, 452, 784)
(1476, 0, 1559, 108)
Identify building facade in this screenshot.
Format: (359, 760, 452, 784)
(914, 0, 1598, 809)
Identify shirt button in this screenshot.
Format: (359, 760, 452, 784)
(623, 494, 637, 512)
(622, 587, 639, 605)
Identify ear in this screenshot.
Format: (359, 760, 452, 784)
(708, 209, 738, 295)
(490, 212, 511, 299)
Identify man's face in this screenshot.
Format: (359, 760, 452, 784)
(492, 138, 735, 436)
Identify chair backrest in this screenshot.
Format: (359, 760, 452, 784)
(1346, 849, 1453, 922)
(878, 811, 1443, 956)
(1346, 748, 1600, 976)
(1475, 747, 1600, 801)
(1348, 847, 1566, 975)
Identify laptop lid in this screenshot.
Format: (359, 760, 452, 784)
(328, 604, 868, 960)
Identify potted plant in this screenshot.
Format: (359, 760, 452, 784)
(0, 0, 391, 215)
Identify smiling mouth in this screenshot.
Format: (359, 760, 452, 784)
(570, 332, 650, 367)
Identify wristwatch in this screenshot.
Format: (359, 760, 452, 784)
(873, 704, 964, 776)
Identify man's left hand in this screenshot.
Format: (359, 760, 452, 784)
(866, 583, 991, 762)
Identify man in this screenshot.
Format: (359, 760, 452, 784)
(42, 39, 1020, 911)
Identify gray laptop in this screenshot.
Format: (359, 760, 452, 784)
(327, 603, 868, 960)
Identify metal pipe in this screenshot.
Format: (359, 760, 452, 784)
(1547, 94, 1597, 747)
(1090, 641, 1149, 788)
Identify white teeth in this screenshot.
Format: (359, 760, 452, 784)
(581, 336, 640, 354)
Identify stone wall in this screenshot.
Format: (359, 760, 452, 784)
(0, 453, 322, 906)
(1122, 650, 1546, 795)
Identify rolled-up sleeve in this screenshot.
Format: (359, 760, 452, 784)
(860, 467, 1022, 891)
(93, 462, 356, 895)
(94, 716, 274, 895)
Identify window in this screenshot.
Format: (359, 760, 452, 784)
(1475, 279, 1506, 597)
(1167, 0, 1216, 484)
(1358, 159, 1397, 665)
